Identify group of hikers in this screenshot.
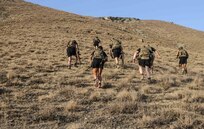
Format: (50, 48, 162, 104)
(66, 37, 189, 88)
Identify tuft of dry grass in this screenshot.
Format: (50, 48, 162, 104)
(38, 91, 58, 102)
(116, 90, 137, 102)
(65, 123, 82, 129)
(89, 91, 101, 102)
(64, 100, 78, 112)
(108, 102, 138, 114)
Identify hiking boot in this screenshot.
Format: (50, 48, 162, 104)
(98, 81, 102, 88)
(184, 69, 187, 74)
(182, 70, 186, 75)
(94, 79, 99, 87)
(146, 77, 152, 84)
(68, 65, 71, 69)
(74, 63, 78, 67)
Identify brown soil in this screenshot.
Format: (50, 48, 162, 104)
(0, 0, 204, 129)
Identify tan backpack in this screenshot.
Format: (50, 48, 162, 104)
(93, 48, 105, 59)
(179, 49, 188, 57)
(140, 46, 150, 59)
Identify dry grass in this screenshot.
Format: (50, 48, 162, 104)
(116, 90, 137, 101)
(64, 100, 78, 112)
(0, 0, 204, 128)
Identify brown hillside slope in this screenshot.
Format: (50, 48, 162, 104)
(0, 0, 204, 129)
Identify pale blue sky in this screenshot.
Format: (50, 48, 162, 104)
(26, 0, 204, 32)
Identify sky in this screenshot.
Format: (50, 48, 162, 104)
(25, 0, 204, 32)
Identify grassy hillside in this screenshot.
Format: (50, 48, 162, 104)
(0, 0, 204, 129)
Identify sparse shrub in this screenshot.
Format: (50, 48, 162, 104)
(38, 92, 58, 102)
(160, 76, 179, 90)
(64, 100, 78, 112)
(0, 71, 8, 83)
(89, 92, 101, 102)
(193, 75, 204, 86)
(183, 91, 204, 103)
(136, 92, 148, 102)
(108, 102, 138, 114)
(116, 90, 137, 102)
(164, 92, 184, 100)
(66, 123, 82, 129)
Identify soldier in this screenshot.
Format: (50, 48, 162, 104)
(110, 39, 124, 68)
(90, 46, 108, 88)
(133, 45, 152, 81)
(66, 40, 81, 69)
(176, 46, 189, 74)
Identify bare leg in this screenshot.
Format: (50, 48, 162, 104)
(139, 65, 145, 80)
(74, 56, 78, 67)
(121, 54, 124, 67)
(68, 56, 72, 69)
(76, 52, 81, 64)
(182, 64, 187, 74)
(115, 57, 119, 68)
(93, 68, 99, 87)
(145, 66, 151, 79)
(139, 65, 143, 74)
(184, 64, 187, 74)
(98, 68, 103, 87)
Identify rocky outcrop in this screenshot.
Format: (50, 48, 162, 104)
(98, 16, 140, 23)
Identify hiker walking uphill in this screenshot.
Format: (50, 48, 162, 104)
(66, 40, 81, 69)
(90, 46, 108, 88)
(176, 46, 189, 74)
(146, 44, 160, 74)
(93, 36, 101, 49)
(133, 45, 152, 81)
(109, 39, 124, 68)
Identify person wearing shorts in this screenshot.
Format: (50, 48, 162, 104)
(176, 47, 189, 74)
(133, 46, 151, 80)
(111, 39, 124, 68)
(90, 46, 108, 88)
(66, 40, 81, 69)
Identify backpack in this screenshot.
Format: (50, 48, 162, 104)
(140, 46, 150, 59)
(146, 46, 154, 59)
(93, 48, 105, 59)
(112, 41, 121, 50)
(179, 49, 188, 58)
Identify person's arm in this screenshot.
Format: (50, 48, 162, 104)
(155, 50, 160, 58)
(186, 51, 189, 58)
(109, 48, 113, 58)
(176, 51, 180, 58)
(133, 51, 139, 63)
(75, 43, 81, 63)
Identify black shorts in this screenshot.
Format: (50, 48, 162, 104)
(139, 59, 151, 67)
(112, 48, 122, 58)
(67, 47, 76, 57)
(91, 58, 104, 69)
(179, 57, 188, 64)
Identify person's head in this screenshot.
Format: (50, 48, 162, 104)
(98, 46, 103, 50)
(112, 38, 121, 45)
(93, 37, 101, 47)
(141, 44, 146, 48)
(71, 40, 77, 45)
(109, 44, 113, 48)
(179, 46, 183, 50)
(67, 40, 71, 47)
